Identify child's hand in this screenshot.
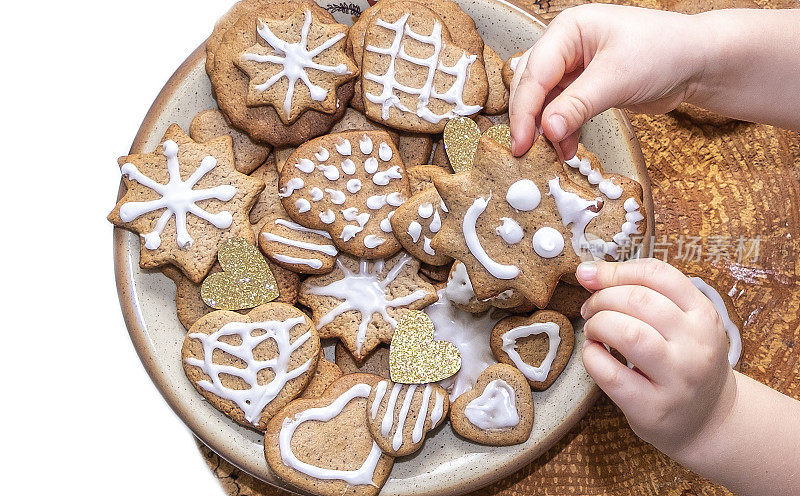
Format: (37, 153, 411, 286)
(576, 258, 737, 458)
(509, 4, 707, 159)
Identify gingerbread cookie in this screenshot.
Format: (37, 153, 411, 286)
(360, 4, 488, 133)
(248, 155, 283, 223)
(482, 45, 509, 115)
(445, 261, 530, 313)
(490, 310, 574, 390)
(366, 380, 449, 456)
(689, 275, 743, 367)
(264, 373, 393, 496)
(501, 49, 525, 88)
(390, 187, 451, 266)
(546, 282, 591, 321)
(278, 130, 410, 258)
(335, 342, 391, 378)
(299, 356, 344, 398)
(259, 213, 339, 274)
(406, 165, 449, 195)
(299, 252, 438, 360)
(330, 107, 398, 140)
(182, 302, 320, 431)
(419, 262, 452, 282)
(190, 109, 271, 174)
(273, 146, 295, 173)
(431, 136, 634, 308)
(450, 363, 533, 445)
(108, 124, 264, 283)
(208, 1, 355, 146)
(396, 133, 434, 167)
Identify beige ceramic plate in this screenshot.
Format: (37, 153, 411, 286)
(114, 1, 654, 495)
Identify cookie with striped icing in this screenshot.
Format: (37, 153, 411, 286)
(259, 213, 339, 274)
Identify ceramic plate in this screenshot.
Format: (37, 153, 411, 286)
(114, 1, 654, 494)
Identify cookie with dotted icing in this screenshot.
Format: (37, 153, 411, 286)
(445, 261, 530, 313)
(490, 310, 574, 390)
(431, 135, 629, 308)
(259, 213, 339, 274)
(181, 302, 320, 431)
(190, 109, 272, 174)
(108, 124, 264, 283)
(360, 3, 488, 133)
(278, 130, 410, 258)
(264, 373, 393, 496)
(335, 342, 391, 376)
(389, 187, 452, 266)
(501, 49, 525, 88)
(366, 380, 449, 456)
(208, 0, 355, 146)
(450, 363, 533, 446)
(299, 356, 343, 398)
(482, 45, 509, 115)
(299, 252, 438, 360)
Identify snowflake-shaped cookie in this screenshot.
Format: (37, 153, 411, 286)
(299, 252, 438, 360)
(108, 124, 264, 283)
(235, 7, 358, 124)
(432, 136, 633, 308)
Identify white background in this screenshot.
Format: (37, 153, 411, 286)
(1, 1, 242, 494)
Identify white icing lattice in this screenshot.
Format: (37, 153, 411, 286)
(119, 139, 236, 250)
(364, 14, 482, 124)
(241, 10, 350, 117)
(185, 316, 314, 425)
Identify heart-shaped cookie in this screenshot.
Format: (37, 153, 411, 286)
(200, 237, 279, 310)
(443, 117, 481, 173)
(389, 310, 461, 384)
(264, 373, 394, 496)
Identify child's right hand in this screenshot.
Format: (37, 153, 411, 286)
(509, 4, 708, 159)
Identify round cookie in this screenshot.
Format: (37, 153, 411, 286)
(450, 363, 534, 446)
(259, 213, 339, 274)
(335, 342, 391, 378)
(482, 45, 509, 115)
(490, 310, 574, 390)
(190, 108, 272, 174)
(278, 130, 410, 259)
(182, 302, 320, 431)
(390, 187, 452, 266)
(366, 380, 449, 456)
(264, 373, 393, 496)
(299, 356, 344, 399)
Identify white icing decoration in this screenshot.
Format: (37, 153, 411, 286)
(426, 289, 500, 400)
(325, 188, 346, 204)
(373, 165, 403, 186)
(319, 209, 335, 224)
(307, 255, 428, 353)
(364, 15, 482, 124)
(119, 140, 236, 250)
(412, 385, 433, 443)
(341, 159, 356, 175)
(318, 164, 340, 181)
(279, 177, 305, 198)
(381, 383, 403, 435)
(422, 237, 435, 255)
(335, 139, 352, 156)
(364, 157, 379, 174)
(278, 383, 382, 485)
(275, 218, 332, 238)
(565, 156, 622, 200)
(264, 224, 338, 256)
(359, 135, 373, 155)
(532, 226, 565, 258)
(273, 253, 323, 269)
(430, 392, 445, 424)
(444, 262, 476, 305)
(347, 178, 362, 193)
(509, 56, 521, 72)
(501, 322, 561, 382)
(464, 379, 519, 430)
(371, 380, 388, 419)
(463, 195, 520, 279)
(295, 198, 311, 213)
(429, 210, 442, 233)
(408, 221, 422, 243)
(315, 147, 330, 162)
(605, 197, 644, 260)
(690, 277, 742, 367)
(418, 202, 434, 219)
(380, 211, 394, 233)
(309, 186, 323, 201)
(548, 177, 602, 256)
(495, 217, 524, 244)
(295, 158, 315, 173)
(366, 194, 388, 210)
(364, 234, 385, 248)
(379, 142, 393, 161)
(392, 384, 416, 450)
(386, 192, 405, 206)
(439, 199, 448, 213)
(241, 10, 350, 117)
(185, 316, 312, 425)
(505, 179, 540, 211)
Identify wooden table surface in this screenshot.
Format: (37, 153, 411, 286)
(198, 0, 800, 494)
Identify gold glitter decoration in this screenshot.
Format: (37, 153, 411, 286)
(389, 310, 461, 384)
(484, 124, 511, 150)
(443, 117, 481, 173)
(200, 237, 279, 310)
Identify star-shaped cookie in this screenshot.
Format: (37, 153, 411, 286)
(108, 124, 264, 283)
(235, 7, 358, 124)
(431, 136, 618, 308)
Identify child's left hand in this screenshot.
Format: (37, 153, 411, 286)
(576, 258, 736, 459)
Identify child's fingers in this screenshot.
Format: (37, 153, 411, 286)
(580, 285, 686, 339)
(582, 339, 653, 409)
(583, 310, 671, 381)
(576, 259, 705, 312)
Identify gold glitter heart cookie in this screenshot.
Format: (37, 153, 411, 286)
(201, 237, 279, 310)
(389, 310, 461, 384)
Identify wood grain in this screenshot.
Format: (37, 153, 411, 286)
(198, 1, 800, 494)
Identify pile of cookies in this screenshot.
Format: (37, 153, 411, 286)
(108, 0, 648, 494)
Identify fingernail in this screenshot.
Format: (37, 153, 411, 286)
(576, 261, 597, 280)
(548, 114, 568, 141)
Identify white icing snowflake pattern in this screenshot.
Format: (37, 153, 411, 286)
(306, 254, 429, 353)
(240, 9, 351, 118)
(119, 139, 237, 250)
(364, 14, 483, 124)
(185, 316, 314, 426)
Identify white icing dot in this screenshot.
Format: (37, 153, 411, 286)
(429, 210, 442, 233)
(315, 147, 330, 161)
(295, 198, 311, 213)
(379, 142, 392, 161)
(364, 157, 379, 174)
(380, 211, 394, 233)
(423, 237, 435, 255)
(506, 179, 541, 211)
(359, 135, 373, 154)
(325, 188, 346, 204)
(366, 195, 388, 210)
(335, 139, 351, 156)
(309, 187, 323, 201)
(495, 217, 524, 244)
(319, 209, 335, 224)
(319, 164, 340, 181)
(279, 178, 304, 198)
(296, 159, 315, 173)
(532, 226, 565, 258)
(364, 235, 385, 248)
(386, 192, 405, 206)
(418, 202, 434, 219)
(408, 221, 422, 243)
(373, 165, 402, 186)
(341, 159, 356, 175)
(440, 200, 448, 213)
(346, 179, 362, 193)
